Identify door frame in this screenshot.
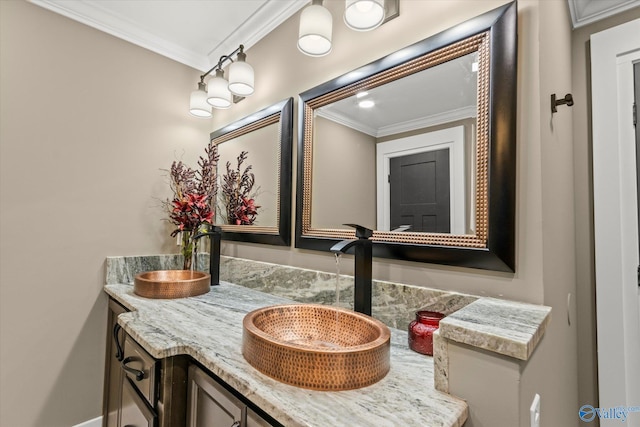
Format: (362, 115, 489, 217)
(376, 125, 466, 233)
(591, 17, 640, 418)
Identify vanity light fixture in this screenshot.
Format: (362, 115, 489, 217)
(298, 0, 398, 57)
(189, 81, 212, 118)
(298, 0, 333, 57)
(189, 44, 254, 118)
(344, 0, 385, 31)
(207, 69, 232, 109)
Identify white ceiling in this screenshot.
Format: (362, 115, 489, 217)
(29, 0, 308, 72)
(28, 0, 640, 72)
(318, 52, 478, 138)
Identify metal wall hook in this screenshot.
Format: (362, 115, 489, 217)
(551, 93, 574, 113)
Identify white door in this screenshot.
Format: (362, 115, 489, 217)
(591, 18, 640, 426)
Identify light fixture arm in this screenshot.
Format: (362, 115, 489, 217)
(199, 45, 245, 82)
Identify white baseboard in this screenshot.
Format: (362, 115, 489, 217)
(73, 416, 102, 427)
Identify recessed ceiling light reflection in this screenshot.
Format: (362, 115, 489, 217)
(356, 91, 369, 98)
(359, 99, 375, 108)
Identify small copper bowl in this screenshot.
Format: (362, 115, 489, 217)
(133, 270, 210, 299)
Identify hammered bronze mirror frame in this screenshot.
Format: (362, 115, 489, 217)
(211, 97, 293, 246)
(295, 3, 516, 271)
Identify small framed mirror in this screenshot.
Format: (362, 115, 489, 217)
(211, 98, 293, 246)
(295, 3, 516, 271)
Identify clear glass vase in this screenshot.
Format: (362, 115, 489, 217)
(180, 230, 197, 271)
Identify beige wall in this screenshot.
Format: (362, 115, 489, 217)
(312, 116, 376, 229)
(216, 123, 279, 226)
(211, 0, 578, 424)
(0, 1, 210, 425)
(2, 0, 638, 425)
(214, 0, 545, 299)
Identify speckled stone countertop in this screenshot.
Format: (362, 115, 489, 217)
(104, 282, 468, 427)
(438, 297, 551, 361)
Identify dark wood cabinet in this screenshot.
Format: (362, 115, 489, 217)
(187, 364, 272, 427)
(104, 297, 277, 427)
(120, 376, 157, 427)
(103, 299, 128, 427)
(103, 298, 188, 427)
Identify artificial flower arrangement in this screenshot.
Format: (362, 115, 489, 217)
(165, 142, 219, 270)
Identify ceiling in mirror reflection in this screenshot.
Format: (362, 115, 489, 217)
(315, 52, 478, 138)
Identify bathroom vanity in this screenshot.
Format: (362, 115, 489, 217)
(103, 255, 550, 427)
(103, 281, 469, 427)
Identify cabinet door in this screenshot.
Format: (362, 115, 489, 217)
(104, 298, 128, 427)
(246, 408, 272, 427)
(187, 365, 243, 427)
(120, 376, 157, 427)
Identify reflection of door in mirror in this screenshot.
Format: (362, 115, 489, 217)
(376, 125, 474, 235)
(215, 122, 279, 227)
(389, 148, 450, 233)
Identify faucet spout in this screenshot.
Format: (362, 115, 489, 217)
(330, 238, 360, 254)
(330, 224, 373, 316)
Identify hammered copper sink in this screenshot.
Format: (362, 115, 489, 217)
(242, 304, 391, 391)
(133, 270, 210, 299)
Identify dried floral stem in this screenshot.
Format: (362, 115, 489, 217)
(221, 151, 260, 225)
(162, 142, 220, 269)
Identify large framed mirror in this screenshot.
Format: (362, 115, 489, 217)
(211, 97, 293, 246)
(295, 2, 516, 271)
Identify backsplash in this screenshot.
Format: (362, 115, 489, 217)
(106, 254, 477, 329)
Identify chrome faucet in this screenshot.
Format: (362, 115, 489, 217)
(194, 224, 222, 286)
(330, 224, 373, 316)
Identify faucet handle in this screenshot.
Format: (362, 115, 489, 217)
(343, 224, 373, 239)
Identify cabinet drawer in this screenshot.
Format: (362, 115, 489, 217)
(122, 334, 157, 406)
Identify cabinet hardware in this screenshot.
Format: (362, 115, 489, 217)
(122, 356, 145, 381)
(113, 324, 124, 362)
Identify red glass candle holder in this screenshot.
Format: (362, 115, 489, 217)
(408, 310, 445, 356)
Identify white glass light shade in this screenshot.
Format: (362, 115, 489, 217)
(189, 84, 212, 118)
(228, 57, 254, 97)
(298, 3, 332, 57)
(344, 0, 385, 31)
(207, 70, 231, 109)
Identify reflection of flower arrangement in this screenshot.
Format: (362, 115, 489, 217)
(221, 151, 260, 225)
(165, 142, 219, 269)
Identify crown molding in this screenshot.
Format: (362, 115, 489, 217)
(207, 0, 307, 67)
(29, 0, 307, 72)
(568, 0, 640, 29)
(317, 105, 477, 138)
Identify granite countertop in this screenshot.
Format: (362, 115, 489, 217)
(438, 297, 551, 361)
(105, 282, 469, 427)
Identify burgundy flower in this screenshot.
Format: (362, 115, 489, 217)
(165, 143, 219, 237)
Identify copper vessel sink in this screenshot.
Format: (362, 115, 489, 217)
(133, 270, 210, 299)
(242, 304, 391, 391)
